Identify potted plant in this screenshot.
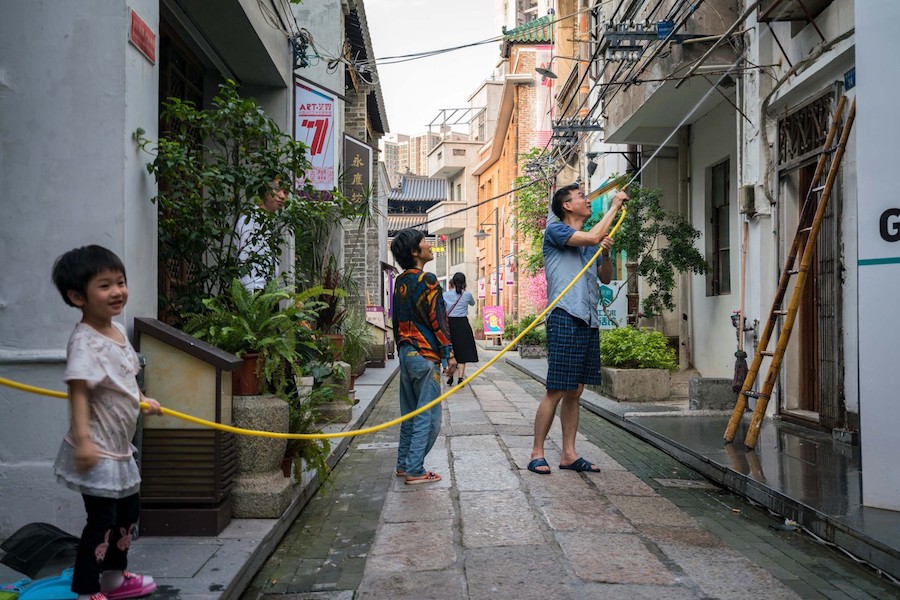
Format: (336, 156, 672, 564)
(340, 311, 375, 385)
(309, 260, 349, 360)
(515, 315, 547, 359)
(184, 279, 324, 395)
(598, 326, 678, 401)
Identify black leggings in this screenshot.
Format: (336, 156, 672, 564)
(72, 493, 141, 594)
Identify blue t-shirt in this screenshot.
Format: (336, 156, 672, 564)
(443, 289, 475, 317)
(543, 220, 602, 328)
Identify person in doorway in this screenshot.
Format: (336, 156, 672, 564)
(528, 183, 628, 475)
(51, 245, 163, 600)
(235, 179, 288, 292)
(443, 272, 478, 386)
(390, 228, 457, 485)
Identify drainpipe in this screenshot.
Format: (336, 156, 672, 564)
(626, 144, 640, 325)
(678, 126, 693, 369)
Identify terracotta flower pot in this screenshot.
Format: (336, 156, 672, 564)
(232, 353, 261, 396)
(326, 333, 344, 362)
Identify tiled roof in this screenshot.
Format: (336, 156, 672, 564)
(389, 214, 428, 234)
(502, 14, 554, 46)
(387, 174, 448, 202)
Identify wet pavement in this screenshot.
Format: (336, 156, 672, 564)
(242, 356, 900, 599)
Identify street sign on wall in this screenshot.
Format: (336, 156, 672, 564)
(343, 134, 372, 204)
(294, 79, 336, 190)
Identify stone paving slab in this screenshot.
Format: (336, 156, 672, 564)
(608, 495, 701, 527)
(356, 570, 467, 600)
(539, 495, 637, 533)
(458, 490, 546, 547)
(365, 520, 457, 572)
(449, 433, 502, 452)
(556, 532, 676, 585)
(464, 545, 575, 600)
(452, 452, 519, 492)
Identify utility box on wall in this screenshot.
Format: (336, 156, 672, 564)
(134, 318, 242, 536)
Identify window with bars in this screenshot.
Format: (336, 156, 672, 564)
(707, 160, 731, 296)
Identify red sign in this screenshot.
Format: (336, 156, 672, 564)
(129, 10, 156, 65)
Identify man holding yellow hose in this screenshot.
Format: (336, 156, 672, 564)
(528, 184, 628, 475)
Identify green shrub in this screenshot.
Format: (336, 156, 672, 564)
(600, 326, 677, 372)
(503, 321, 520, 341)
(517, 314, 546, 347)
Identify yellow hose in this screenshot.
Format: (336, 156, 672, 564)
(1, 207, 627, 440)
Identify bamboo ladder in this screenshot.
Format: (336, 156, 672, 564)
(724, 95, 856, 449)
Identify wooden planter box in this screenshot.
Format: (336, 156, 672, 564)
(599, 366, 670, 402)
(134, 318, 243, 536)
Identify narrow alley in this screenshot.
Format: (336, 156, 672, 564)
(242, 359, 898, 600)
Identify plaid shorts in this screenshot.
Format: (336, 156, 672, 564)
(545, 308, 602, 391)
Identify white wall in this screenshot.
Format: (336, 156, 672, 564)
(0, 0, 159, 536)
(857, 0, 900, 511)
(291, 0, 345, 95)
(689, 101, 738, 378)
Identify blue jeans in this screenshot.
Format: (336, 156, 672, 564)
(396, 344, 443, 477)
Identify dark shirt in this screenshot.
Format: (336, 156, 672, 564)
(392, 269, 453, 363)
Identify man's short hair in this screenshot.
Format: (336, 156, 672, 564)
(52, 245, 126, 307)
(551, 183, 580, 219)
(390, 228, 425, 270)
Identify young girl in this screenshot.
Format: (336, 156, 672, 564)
(51, 245, 161, 600)
(442, 272, 478, 386)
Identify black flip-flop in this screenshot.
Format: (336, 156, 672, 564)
(527, 457, 552, 475)
(559, 457, 601, 472)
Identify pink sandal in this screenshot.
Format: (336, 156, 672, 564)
(104, 572, 156, 600)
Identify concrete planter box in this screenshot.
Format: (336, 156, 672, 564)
(518, 345, 548, 359)
(689, 378, 737, 410)
(600, 367, 670, 402)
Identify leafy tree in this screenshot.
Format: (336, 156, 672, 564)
(137, 80, 365, 325)
(511, 148, 551, 275)
(589, 179, 709, 320)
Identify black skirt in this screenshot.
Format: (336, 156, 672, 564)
(448, 317, 479, 364)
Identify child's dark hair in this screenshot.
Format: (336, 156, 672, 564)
(52, 245, 127, 307)
(551, 183, 580, 219)
(451, 272, 466, 294)
(390, 228, 425, 270)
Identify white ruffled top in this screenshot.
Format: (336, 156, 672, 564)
(53, 322, 142, 498)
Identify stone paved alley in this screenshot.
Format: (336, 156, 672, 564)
(242, 360, 900, 599)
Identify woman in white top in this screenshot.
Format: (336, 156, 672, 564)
(442, 272, 479, 385)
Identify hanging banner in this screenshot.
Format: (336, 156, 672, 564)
(489, 271, 503, 295)
(477, 277, 486, 299)
(483, 306, 505, 336)
(505, 254, 515, 286)
(294, 79, 336, 190)
(343, 134, 372, 205)
(535, 44, 554, 148)
(598, 280, 627, 330)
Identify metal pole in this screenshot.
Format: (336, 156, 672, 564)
(494, 208, 500, 308)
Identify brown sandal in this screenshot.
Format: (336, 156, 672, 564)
(404, 470, 442, 485)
